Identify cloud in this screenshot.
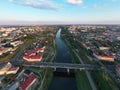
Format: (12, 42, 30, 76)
(93, 4, 100, 8)
(92, 4, 107, 9)
(8, 0, 58, 11)
(67, 0, 83, 5)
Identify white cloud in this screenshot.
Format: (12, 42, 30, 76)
(92, 4, 107, 9)
(8, 0, 58, 11)
(67, 0, 83, 5)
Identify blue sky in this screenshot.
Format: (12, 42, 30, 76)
(0, 0, 120, 25)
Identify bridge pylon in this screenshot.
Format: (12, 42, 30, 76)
(54, 68, 56, 71)
(67, 68, 70, 74)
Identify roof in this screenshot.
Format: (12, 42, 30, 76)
(8, 67, 19, 71)
(100, 55, 114, 58)
(24, 55, 30, 59)
(25, 47, 44, 56)
(25, 50, 36, 55)
(20, 74, 36, 90)
(93, 52, 114, 58)
(30, 56, 42, 59)
(23, 55, 42, 59)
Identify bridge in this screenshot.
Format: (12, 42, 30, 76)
(11, 61, 100, 71)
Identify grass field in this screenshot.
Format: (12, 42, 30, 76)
(76, 71, 92, 90)
(91, 71, 113, 90)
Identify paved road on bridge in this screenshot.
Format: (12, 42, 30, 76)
(12, 61, 100, 70)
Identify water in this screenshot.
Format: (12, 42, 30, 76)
(48, 29, 77, 90)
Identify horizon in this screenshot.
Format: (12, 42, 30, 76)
(0, 0, 120, 25)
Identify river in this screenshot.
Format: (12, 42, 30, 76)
(48, 29, 77, 90)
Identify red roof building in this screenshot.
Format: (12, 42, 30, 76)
(35, 48, 44, 53)
(23, 46, 45, 62)
(20, 74, 37, 90)
(25, 47, 45, 56)
(23, 55, 42, 62)
(8, 67, 19, 71)
(6, 67, 19, 75)
(25, 50, 36, 56)
(93, 52, 114, 61)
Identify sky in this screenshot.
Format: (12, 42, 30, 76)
(0, 0, 120, 25)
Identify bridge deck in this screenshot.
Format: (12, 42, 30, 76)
(12, 61, 100, 70)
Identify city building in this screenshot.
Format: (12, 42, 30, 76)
(19, 74, 37, 90)
(8, 82, 19, 90)
(0, 47, 12, 56)
(0, 62, 19, 75)
(93, 52, 114, 61)
(0, 62, 12, 75)
(23, 55, 42, 62)
(6, 67, 19, 75)
(10, 40, 23, 47)
(23, 46, 45, 62)
(116, 64, 120, 77)
(99, 47, 110, 50)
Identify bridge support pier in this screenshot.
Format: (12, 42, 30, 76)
(67, 68, 70, 74)
(54, 68, 56, 71)
(80, 68, 82, 71)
